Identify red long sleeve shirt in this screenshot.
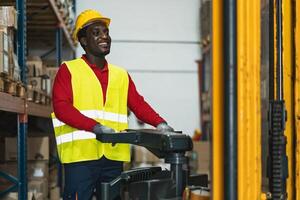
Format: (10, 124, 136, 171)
(52, 55, 165, 132)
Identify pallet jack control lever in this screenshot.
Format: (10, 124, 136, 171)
(96, 129, 193, 158)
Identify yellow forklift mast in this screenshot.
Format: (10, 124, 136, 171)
(208, 0, 300, 199)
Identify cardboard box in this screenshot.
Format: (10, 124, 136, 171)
(1, 192, 33, 200)
(0, 28, 17, 79)
(0, 29, 8, 53)
(0, 160, 49, 182)
(134, 145, 161, 163)
(0, 6, 17, 29)
(26, 58, 43, 77)
(0, 51, 9, 74)
(50, 186, 60, 200)
(5, 137, 49, 161)
(28, 160, 49, 180)
(44, 67, 58, 79)
(192, 141, 210, 176)
(28, 77, 42, 90)
(33, 192, 44, 200)
(44, 67, 58, 96)
(28, 179, 48, 199)
(41, 77, 51, 95)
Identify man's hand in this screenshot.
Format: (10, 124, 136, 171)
(93, 124, 115, 135)
(156, 122, 174, 132)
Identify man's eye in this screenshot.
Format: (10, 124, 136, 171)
(93, 30, 100, 35)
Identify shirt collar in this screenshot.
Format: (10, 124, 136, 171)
(81, 54, 108, 72)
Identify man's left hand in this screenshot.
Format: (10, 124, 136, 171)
(156, 122, 174, 132)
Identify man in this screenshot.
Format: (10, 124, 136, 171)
(51, 9, 174, 200)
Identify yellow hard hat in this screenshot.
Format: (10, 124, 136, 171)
(73, 9, 111, 41)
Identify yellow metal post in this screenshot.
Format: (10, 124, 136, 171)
(282, 0, 295, 199)
(237, 0, 261, 200)
(295, 0, 300, 199)
(212, 0, 224, 199)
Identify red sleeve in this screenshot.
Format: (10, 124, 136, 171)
(52, 63, 98, 131)
(127, 74, 166, 127)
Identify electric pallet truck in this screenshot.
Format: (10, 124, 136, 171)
(96, 129, 209, 200)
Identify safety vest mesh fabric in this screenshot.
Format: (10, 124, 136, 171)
(51, 58, 130, 163)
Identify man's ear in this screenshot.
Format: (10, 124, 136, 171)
(79, 37, 87, 47)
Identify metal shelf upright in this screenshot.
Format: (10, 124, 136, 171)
(16, 0, 28, 199)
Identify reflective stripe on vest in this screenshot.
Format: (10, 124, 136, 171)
(51, 58, 130, 163)
(52, 110, 128, 128)
(56, 130, 95, 145)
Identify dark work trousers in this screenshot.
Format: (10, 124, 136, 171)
(63, 156, 123, 200)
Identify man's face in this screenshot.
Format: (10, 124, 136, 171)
(83, 21, 111, 57)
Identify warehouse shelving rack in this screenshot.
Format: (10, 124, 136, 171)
(0, 0, 76, 199)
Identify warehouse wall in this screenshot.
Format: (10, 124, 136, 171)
(77, 0, 201, 135)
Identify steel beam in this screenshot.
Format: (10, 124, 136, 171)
(237, 0, 262, 199)
(212, 0, 224, 199)
(295, 0, 300, 198)
(16, 0, 28, 199)
(224, 0, 237, 199)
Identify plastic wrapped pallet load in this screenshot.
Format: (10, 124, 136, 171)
(0, 6, 17, 29)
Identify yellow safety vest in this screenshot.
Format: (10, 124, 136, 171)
(51, 58, 130, 163)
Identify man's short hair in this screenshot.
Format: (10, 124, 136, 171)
(77, 26, 88, 49)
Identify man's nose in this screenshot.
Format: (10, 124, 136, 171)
(100, 32, 108, 39)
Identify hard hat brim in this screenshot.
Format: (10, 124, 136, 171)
(82, 17, 110, 29)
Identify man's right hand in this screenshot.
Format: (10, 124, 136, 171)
(92, 124, 115, 134)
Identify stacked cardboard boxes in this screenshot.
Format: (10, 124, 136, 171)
(4, 137, 49, 160)
(0, 6, 24, 97)
(0, 28, 9, 77)
(44, 67, 58, 94)
(133, 145, 164, 168)
(0, 136, 50, 199)
(0, 28, 9, 92)
(43, 60, 59, 96)
(27, 56, 45, 103)
(0, 6, 17, 29)
(26, 57, 58, 104)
